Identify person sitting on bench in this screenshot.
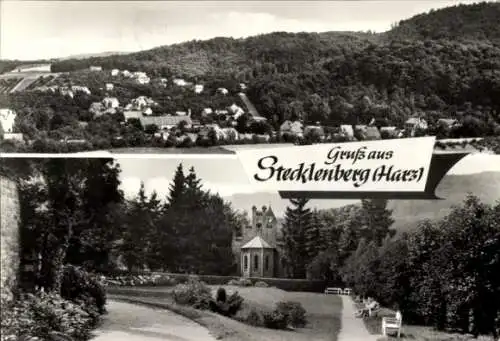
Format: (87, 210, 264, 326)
(355, 298, 379, 317)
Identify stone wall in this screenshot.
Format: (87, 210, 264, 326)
(0, 176, 20, 302)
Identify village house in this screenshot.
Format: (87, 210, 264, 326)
(232, 205, 285, 278)
(111, 69, 120, 76)
(405, 117, 428, 136)
(123, 110, 143, 122)
(191, 120, 202, 128)
(217, 87, 229, 95)
(139, 115, 192, 130)
(194, 84, 204, 94)
(71, 86, 91, 95)
(122, 70, 132, 78)
(173, 78, 187, 86)
(437, 118, 460, 129)
(354, 125, 381, 140)
(201, 108, 213, 116)
(239, 83, 247, 91)
(229, 103, 245, 117)
(221, 127, 239, 141)
(379, 126, 399, 139)
(33, 86, 50, 93)
(102, 97, 120, 109)
(133, 72, 150, 85)
(89, 102, 105, 117)
(89, 66, 102, 71)
(127, 96, 157, 111)
(2, 133, 24, 142)
(105, 83, 114, 91)
(303, 124, 325, 140)
(48, 86, 59, 93)
(279, 120, 303, 137)
(340, 124, 355, 139)
(59, 87, 74, 98)
(0, 109, 17, 133)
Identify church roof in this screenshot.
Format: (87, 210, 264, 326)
(241, 236, 274, 249)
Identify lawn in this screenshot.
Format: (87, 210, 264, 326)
(108, 285, 343, 341)
(357, 303, 497, 341)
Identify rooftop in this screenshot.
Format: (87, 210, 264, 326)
(241, 236, 274, 249)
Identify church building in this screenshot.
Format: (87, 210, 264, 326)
(232, 205, 286, 278)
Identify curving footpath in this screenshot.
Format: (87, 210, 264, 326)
(338, 296, 379, 341)
(92, 300, 217, 341)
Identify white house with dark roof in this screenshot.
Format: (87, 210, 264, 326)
(173, 78, 187, 86)
(217, 87, 229, 95)
(139, 115, 192, 130)
(340, 124, 355, 138)
(111, 69, 120, 76)
(123, 110, 143, 122)
(194, 84, 204, 94)
(0, 109, 17, 133)
(405, 117, 428, 136)
(102, 97, 120, 109)
(71, 86, 91, 95)
(280, 120, 303, 137)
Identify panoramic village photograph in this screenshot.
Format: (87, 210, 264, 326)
(0, 1, 500, 154)
(0, 154, 499, 341)
(1, 0, 500, 341)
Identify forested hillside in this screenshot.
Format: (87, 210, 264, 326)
(46, 2, 500, 131)
(2, 2, 500, 152)
(386, 2, 500, 42)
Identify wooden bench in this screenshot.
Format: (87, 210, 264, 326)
(382, 312, 403, 337)
(324, 287, 342, 295)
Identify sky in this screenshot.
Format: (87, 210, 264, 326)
(116, 153, 500, 216)
(0, 0, 483, 60)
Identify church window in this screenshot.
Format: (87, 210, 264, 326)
(265, 255, 269, 271)
(254, 255, 259, 270)
(244, 255, 248, 270)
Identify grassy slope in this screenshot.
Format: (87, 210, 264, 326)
(108, 285, 343, 341)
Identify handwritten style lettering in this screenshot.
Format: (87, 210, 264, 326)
(253, 147, 425, 189)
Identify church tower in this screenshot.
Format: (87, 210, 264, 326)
(235, 205, 283, 278)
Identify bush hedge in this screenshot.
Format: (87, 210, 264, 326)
(105, 271, 331, 292)
(172, 278, 213, 310)
(1, 291, 97, 341)
(62, 265, 107, 316)
(239, 300, 308, 330)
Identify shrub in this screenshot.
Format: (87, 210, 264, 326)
(216, 287, 227, 302)
(61, 265, 106, 317)
(263, 310, 288, 329)
(254, 281, 269, 288)
(1, 291, 96, 341)
(275, 301, 307, 328)
(172, 279, 212, 310)
(208, 289, 244, 317)
(245, 308, 263, 326)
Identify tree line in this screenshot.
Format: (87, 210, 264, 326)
(281, 194, 500, 338)
(0, 158, 243, 295)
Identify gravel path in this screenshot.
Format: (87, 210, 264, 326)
(338, 296, 379, 341)
(92, 300, 217, 341)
